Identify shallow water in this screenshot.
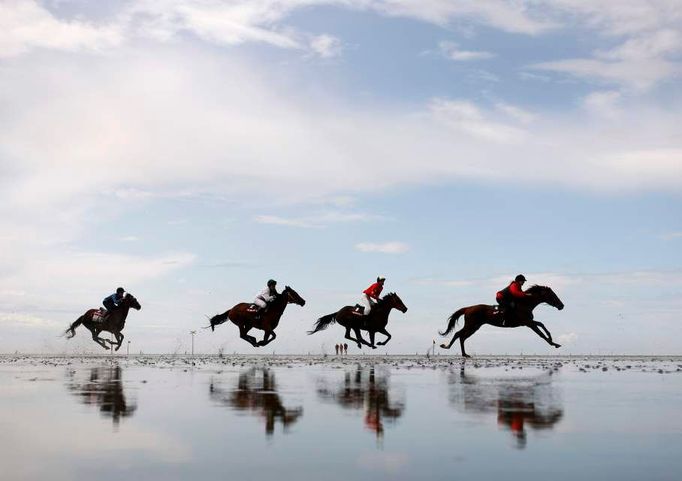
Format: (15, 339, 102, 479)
(1, 356, 681, 481)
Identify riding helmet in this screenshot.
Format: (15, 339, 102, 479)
(268, 279, 277, 286)
(515, 274, 526, 283)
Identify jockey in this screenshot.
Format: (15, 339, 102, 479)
(254, 279, 278, 315)
(102, 287, 125, 312)
(360, 276, 385, 316)
(496, 275, 530, 318)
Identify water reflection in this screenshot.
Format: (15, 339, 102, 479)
(317, 366, 404, 439)
(65, 365, 137, 426)
(209, 368, 303, 436)
(448, 365, 563, 449)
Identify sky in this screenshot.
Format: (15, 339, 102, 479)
(0, 0, 681, 355)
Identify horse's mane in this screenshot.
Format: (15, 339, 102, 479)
(378, 292, 397, 305)
(525, 285, 548, 294)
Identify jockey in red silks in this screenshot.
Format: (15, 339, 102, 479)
(359, 276, 385, 316)
(496, 274, 530, 318)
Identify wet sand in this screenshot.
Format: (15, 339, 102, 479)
(1, 355, 680, 480)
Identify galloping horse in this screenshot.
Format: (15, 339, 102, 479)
(439, 285, 564, 358)
(64, 294, 142, 351)
(209, 286, 306, 347)
(308, 293, 408, 349)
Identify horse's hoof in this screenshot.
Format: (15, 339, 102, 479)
(440, 344, 449, 349)
(371, 345, 377, 349)
(462, 354, 471, 359)
(554, 343, 561, 348)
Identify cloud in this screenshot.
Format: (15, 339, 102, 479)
(439, 41, 494, 61)
(557, 332, 578, 345)
(309, 34, 342, 58)
(0, 0, 123, 58)
(255, 211, 383, 228)
(355, 242, 409, 254)
(661, 232, 682, 241)
(429, 98, 527, 143)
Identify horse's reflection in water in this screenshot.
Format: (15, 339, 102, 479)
(65, 365, 137, 427)
(209, 368, 302, 436)
(448, 365, 563, 449)
(317, 366, 404, 439)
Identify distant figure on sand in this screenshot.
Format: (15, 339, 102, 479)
(344, 343, 348, 355)
(335, 344, 339, 355)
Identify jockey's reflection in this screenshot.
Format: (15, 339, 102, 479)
(317, 366, 404, 439)
(448, 365, 563, 449)
(65, 365, 137, 426)
(209, 368, 302, 436)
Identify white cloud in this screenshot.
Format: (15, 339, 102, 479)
(355, 242, 410, 254)
(255, 211, 381, 228)
(0, 0, 123, 58)
(661, 232, 682, 241)
(310, 34, 342, 58)
(429, 98, 527, 143)
(439, 41, 494, 61)
(582, 90, 623, 118)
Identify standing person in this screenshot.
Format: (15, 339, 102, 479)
(344, 343, 348, 355)
(254, 279, 278, 319)
(359, 276, 385, 316)
(335, 344, 339, 355)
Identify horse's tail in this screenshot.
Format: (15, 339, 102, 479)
(439, 307, 467, 336)
(64, 315, 85, 339)
(308, 313, 337, 335)
(209, 310, 231, 332)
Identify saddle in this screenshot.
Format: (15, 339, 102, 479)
(247, 304, 259, 312)
(93, 309, 108, 323)
(353, 304, 365, 315)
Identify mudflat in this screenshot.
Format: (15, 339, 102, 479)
(1, 355, 680, 481)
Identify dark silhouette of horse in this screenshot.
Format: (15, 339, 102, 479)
(64, 294, 142, 350)
(308, 292, 408, 349)
(317, 366, 404, 439)
(65, 365, 137, 426)
(448, 364, 563, 449)
(439, 285, 564, 357)
(209, 368, 303, 436)
(209, 286, 305, 347)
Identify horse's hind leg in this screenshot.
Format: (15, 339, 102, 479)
(344, 326, 362, 349)
(355, 327, 375, 349)
(368, 331, 376, 348)
(377, 328, 391, 346)
(440, 329, 462, 350)
(91, 331, 109, 350)
(458, 323, 482, 358)
(258, 331, 276, 347)
(239, 326, 259, 347)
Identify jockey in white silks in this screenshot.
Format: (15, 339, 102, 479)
(254, 279, 278, 314)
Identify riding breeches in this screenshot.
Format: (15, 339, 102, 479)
(254, 298, 268, 309)
(360, 294, 375, 315)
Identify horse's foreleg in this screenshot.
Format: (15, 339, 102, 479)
(376, 328, 391, 346)
(527, 323, 560, 348)
(534, 321, 558, 346)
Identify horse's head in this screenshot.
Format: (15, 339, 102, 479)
(526, 285, 564, 311)
(123, 293, 142, 310)
(383, 292, 408, 313)
(283, 286, 306, 307)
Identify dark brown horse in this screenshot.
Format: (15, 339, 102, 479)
(209, 286, 305, 347)
(64, 294, 142, 351)
(308, 292, 408, 349)
(439, 285, 564, 357)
